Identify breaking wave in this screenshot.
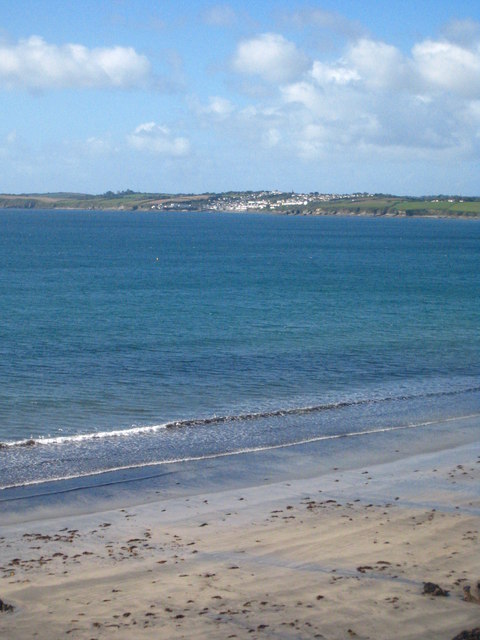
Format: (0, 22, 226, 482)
(1, 413, 479, 492)
(1, 385, 479, 450)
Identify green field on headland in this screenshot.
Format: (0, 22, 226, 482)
(1, 190, 480, 218)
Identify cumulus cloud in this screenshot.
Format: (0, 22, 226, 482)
(413, 39, 480, 97)
(345, 39, 410, 90)
(232, 33, 309, 83)
(224, 27, 480, 164)
(0, 36, 151, 90)
(281, 81, 324, 111)
(310, 61, 359, 86)
(299, 39, 410, 92)
(232, 31, 480, 99)
(308, 36, 480, 98)
(127, 122, 190, 156)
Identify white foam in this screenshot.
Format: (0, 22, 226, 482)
(2, 385, 478, 449)
(1, 413, 478, 492)
(0, 423, 169, 447)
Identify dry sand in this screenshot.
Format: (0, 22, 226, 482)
(1, 442, 480, 640)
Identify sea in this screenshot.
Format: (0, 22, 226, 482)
(1, 210, 479, 514)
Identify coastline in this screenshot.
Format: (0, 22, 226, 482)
(1, 439, 480, 639)
(1, 205, 479, 220)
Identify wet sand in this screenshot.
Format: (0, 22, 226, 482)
(1, 442, 480, 639)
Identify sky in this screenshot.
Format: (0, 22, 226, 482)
(2, 0, 480, 195)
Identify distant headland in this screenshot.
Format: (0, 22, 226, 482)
(1, 190, 480, 218)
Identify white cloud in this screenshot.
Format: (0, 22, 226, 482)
(281, 81, 323, 111)
(307, 36, 480, 98)
(226, 33, 480, 163)
(302, 39, 411, 93)
(413, 39, 480, 97)
(0, 36, 151, 90)
(296, 123, 328, 158)
(127, 122, 190, 156)
(232, 33, 309, 83)
(311, 61, 359, 86)
(202, 96, 234, 118)
(189, 95, 235, 122)
(210, 29, 480, 167)
(346, 39, 409, 90)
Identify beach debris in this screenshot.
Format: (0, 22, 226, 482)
(356, 566, 373, 573)
(0, 598, 14, 613)
(451, 629, 480, 640)
(463, 585, 480, 604)
(19, 439, 35, 447)
(423, 582, 449, 596)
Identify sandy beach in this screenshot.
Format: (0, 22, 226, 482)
(1, 441, 480, 640)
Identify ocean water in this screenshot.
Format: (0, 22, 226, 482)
(0, 210, 479, 497)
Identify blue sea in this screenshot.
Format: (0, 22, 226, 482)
(1, 210, 479, 508)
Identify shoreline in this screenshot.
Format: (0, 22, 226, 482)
(2, 410, 479, 526)
(1, 206, 480, 220)
(0, 204, 480, 221)
(1, 440, 480, 639)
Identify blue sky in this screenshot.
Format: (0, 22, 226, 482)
(2, 1, 480, 195)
